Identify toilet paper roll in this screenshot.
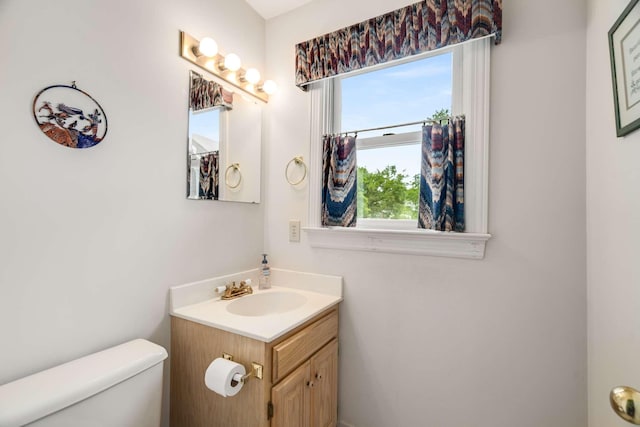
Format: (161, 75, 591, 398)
(204, 358, 246, 397)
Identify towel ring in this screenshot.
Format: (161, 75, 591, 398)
(285, 156, 307, 185)
(225, 163, 242, 189)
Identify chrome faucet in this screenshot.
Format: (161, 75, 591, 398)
(221, 280, 253, 300)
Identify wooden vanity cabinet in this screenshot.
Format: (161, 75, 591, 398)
(170, 307, 338, 427)
(271, 339, 338, 427)
(309, 339, 339, 427)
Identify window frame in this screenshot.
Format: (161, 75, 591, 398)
(303, 37, 493, 259)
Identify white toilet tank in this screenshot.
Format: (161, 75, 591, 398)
(0, 339, 168, 427)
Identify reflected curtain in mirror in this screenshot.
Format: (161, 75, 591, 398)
(190, 73, 233, 111)
(321, 135, 357, 227)
(188, 151, 219, 199)
(418, 117, 465, 231)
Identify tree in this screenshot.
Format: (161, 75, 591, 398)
(404, 173, 420, 219)
(431, 108, 450, 124)
(358, 166, 419, 219)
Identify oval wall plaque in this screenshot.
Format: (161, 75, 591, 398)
(32, 82, 108, 149)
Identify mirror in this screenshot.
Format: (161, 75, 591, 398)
(187, 71, 261, 203)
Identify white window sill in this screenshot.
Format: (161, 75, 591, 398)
(303, 227, 491, 259)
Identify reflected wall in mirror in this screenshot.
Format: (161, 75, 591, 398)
(187, 71, 261, 203)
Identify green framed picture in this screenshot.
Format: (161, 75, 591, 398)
(609, 0, 640, 137)
(609, 0, 640, 136)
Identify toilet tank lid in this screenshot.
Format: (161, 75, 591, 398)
(0, 338, 167, 427)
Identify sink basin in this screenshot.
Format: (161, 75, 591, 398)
(226, 291, 308, 317)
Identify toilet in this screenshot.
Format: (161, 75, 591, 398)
(0, 339, 167, 427)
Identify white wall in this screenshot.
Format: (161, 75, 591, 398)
(265, 1, 588, 426)
(0, 1, 265, 425)
(586, 0, 640, 425)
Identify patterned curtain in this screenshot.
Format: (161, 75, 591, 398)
(198, 151, 219, 200)
(295, 0, 502, 87)
(419, 117, 465, 231)
(190, 73, 233, 111)
(321, 135, 357, 227)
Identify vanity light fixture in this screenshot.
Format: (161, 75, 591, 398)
(241, 68, 261, 85)
(179, 31, 275, 103)
(220, 53, 241, 72)
(195, 37, 218, 57)
(259, 80, 278, 95)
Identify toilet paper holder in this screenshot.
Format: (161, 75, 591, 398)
(222, 353, 263, 381)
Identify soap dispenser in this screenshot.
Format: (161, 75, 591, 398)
(259, 253, 271, 289)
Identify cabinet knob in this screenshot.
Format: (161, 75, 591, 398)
(307, 381, 315, 388)
(315, 373, 322, 380)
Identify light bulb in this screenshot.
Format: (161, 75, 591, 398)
(198, 37, 218, 57)
(261, 80, 277, 95)
(243, 68, 261, 84)
(223, 53, 241, 71)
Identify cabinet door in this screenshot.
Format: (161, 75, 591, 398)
(310, 339, 338, 427)
(272, 360, 311, 427)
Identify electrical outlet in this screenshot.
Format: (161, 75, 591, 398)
(289, 220, 301, 242)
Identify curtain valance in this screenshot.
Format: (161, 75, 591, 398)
(295, 0, 502, 87)
(190, 74, 233, 111)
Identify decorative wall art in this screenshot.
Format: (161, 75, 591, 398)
(609, 0, 640, 137)
(32, 82, 108, 148)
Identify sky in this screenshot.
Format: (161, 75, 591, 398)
(189, 108, 220, 153)
(341, 52, 452, 178)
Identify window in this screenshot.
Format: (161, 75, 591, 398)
(188, 108, 221, 199)
(338, 53, 453, 229)
(304, 37, 493, 259)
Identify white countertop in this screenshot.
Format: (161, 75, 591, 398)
(169, 268, 342, 342)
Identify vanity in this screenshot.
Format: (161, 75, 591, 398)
(169, 269, 342, 427)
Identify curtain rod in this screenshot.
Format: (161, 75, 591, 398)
(339, 118, 449, 136)
(190, 150, 218, 157)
